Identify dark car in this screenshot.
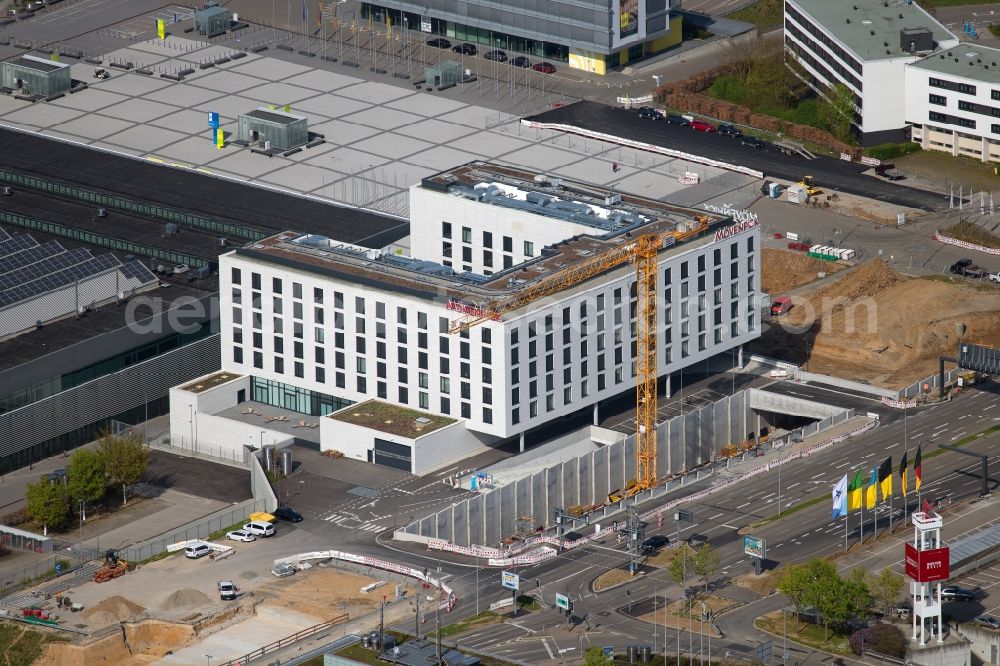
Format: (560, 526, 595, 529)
(687, 534, 709, 548)
(484, 49, 508, 62)
(741, 136, 766, 149)
(426, 37, 451, 49)
(665, 114, 689, 126)
(640, 535, 670, 554)
(273, 506, 303, 523)
(718, 123, 742, 137)
(637, 106, 659, 119)
(512, 56, 531, 68)
(452, 42, 477, 55)
(533, 61, 556, 74)
(941, 586, 976, 602)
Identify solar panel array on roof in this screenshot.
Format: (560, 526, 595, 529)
(0, 240, 67, 276)
(0, 234, 39, 258)
(0, 253, 121, 308)
(119, 260, 157, 282)
(0, 247, 92, 290)
(0, 228, 9, 242)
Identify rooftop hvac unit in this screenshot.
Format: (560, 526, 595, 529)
(218, 237, 228, 247)
(2, 186, 11, 196)
(164, 223, 178, 236)
(97, 207, 107, 217)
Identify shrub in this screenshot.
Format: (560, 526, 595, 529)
(708, 74, 746, 104)
(864, 142, 921, 161)
(850, 624, 907, 657)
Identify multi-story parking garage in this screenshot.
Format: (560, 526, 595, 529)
(172, 163, 761, 474)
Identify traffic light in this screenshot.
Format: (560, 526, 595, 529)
(535, 579, 540, 589)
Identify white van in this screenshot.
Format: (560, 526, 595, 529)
(185, 542, 211, 559)
(243, 521, 275, 538)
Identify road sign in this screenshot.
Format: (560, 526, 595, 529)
(501, 571, 520, 591)
(744, 535, 766, 559)
(674, 509, 693, 523)
(555, 593, 570, 610)
(55, 563, 62, 574)
(603, 646, 615, 658)
(207, 111, 219, 129)
(756, 639, 772, 664)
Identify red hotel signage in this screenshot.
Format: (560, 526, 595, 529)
(446, 299, 501, 321)
(905, 543, 950, 582)
(714, 218, 759, 242)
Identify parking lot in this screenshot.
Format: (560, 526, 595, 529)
(950, 560, 1000, 621)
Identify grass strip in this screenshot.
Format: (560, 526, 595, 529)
(756, 610, 853, 656)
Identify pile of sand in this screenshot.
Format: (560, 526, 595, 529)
(161, 588, 211, 611)
(754, 260, 1000, 387)
(761, 248, 845, 294)
(259, 568, 387, 622)
(81, 595, 145, 627)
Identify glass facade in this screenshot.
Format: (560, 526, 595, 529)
(251, 377, 354, 416)
(361, 4, 570, 62)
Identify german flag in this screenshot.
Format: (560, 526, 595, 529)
(900, 450, 909, 496)
(848, 470, 864, 511)
(879, 456, 893, 500)
(914, 445, 922, 492)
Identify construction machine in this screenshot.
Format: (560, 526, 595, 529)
(93, 549, 128, 583)
(798, 176, 822, 197)
(449, 214, 713, 507)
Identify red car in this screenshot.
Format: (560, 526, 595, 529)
(690, 120, 716, 132)
(532, 62, 556, 74)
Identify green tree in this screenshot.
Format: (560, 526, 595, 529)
(870, 567, 904, 616)
(25, 480, 68, 535)
(777, 563, 810, 619)
(801, 559, 842, 640)
(66, 449, 106, 508)
(822, 83, 857, 144)
(694, 544, 720, 593)
(583, 647, 613, 666)
(669, 545, 694, 587)
(98, 431, 149, 505)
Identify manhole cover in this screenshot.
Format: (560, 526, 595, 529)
(599, 611, 611, 617)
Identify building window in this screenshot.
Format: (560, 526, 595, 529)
(512, 408, 520, 425)
(274, 357, 284, 374)
(958, 83, 977, 95)
(253, 351, 263, 368)
(929, 111, 947, 122)
(992, 124, 1000, 134)
(295, 362, 304, 378)
(957, 117, 976, 128)
(419, 392, 429, 409)
(503, 236, 513, 252)
(483, 408, 492, 424)
(442, 222, 452, 239)
(231, 267, 242, 284)
(462, 246, 472, 262)
(483, 250, 493, 267)
(461, 402, 471, 418)
(251, 272, 261, 290)
(442, 242, 452, 258)
(524, 241, 534, 257)
(929, 77, 946, 89)
(958, 100, 975, 112)
(233, 347, 243, 364)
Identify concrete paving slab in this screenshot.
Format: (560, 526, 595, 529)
(350, 132, 434, 160)
(384, 93, 468, 118)
(48, 88, 131, 113)
(208, 150, 294, 179)
(101, 97, 181, 123)
(0, 95, 23, 116)
(291, 94, 372, 119)
(103, 124, 190, 153)
(127, 35, 212, 57)
(149, 107, 220, 133)
(158, 617, 305, 665)
(242, 81, 328, 107)
(447, 130, 532, 156)
(153, 134, 238, 165)
(89, 72, 177, 98)
(187, 69, 270, 95)
(335, 80, 417, 105)
(490, 141, 581, 171)
(404, 144, 485, 171)
(597, 164, 683, 199)
(0, 103, 84, 129)
(370, 161, 437, 187)
(436, 104, 493, 128)
(51, 113, 135, 141)
(176, 44, 247, 64)
(308, 146, 390, 172)
(393, 117, 479, 143)
(229, 54, 315, 80)
(340, 104, 423, 130)
(307, 118, 381, 144)
(258, 162, 344, 191)
(190, 94, 273, 120)
(105, 49, 173, 71)
(281, 141, 337, 162)
(143, 82, 225, 107)
(283, 68, 364, 92)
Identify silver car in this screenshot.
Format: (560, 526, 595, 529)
(271, 563, 295, 578)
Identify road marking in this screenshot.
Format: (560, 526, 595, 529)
(721, 524, 738, 529)
(959, 415, 970, 420)
(787, 482, 800, 489)
(834, 461, 850, 468)
(542, 637, 556, 659)
(736, 502, 750, 509)
(707, 513, 724, 520)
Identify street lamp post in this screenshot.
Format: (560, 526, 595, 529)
(205, 654, 213, 666)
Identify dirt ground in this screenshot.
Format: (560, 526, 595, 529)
(752, 260, 1000, 387)
(636, 594, 738, 632)
(253, 567, 398, 621)
(761, 248, 845, 295)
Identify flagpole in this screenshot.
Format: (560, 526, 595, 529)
(859, 502, 863, 546)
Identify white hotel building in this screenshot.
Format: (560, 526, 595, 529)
(170, 163, 761, 475)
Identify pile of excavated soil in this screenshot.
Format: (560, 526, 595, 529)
(258, 568, 389, 622)
(753, 260, 1000, 387)
(81, 595, 145, 627)
(761, 248, 845, 294)
(161, 588, 211, 611)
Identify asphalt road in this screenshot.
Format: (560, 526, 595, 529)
(390, 382, 1000, 663)
(526, 101, 950, 211)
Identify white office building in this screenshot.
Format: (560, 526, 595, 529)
(784, 0, 957, 145)
(906, 42, 1000, 162)
(170, 163, 761, 474)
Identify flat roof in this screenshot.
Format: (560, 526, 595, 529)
(329, 400, 457, 438)
(788, 0, 955, 62)
(181, 371, 244, 393)
(8, 55, 68, 73)
(909, 43, 1000, 85)
(244, 108, 305, 125)
(234, 163, 731, 306)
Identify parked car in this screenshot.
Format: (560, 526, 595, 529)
(950, 258, 985, 278)
(974, 615, 1000, 629)
(226, 529, 256, 543)
(532, 61, 556, 74)
(941, 586, 976, 602)
(665, 114, 689, 126)
(876, 162, 905, 180)
(512, 56, 531, 68)
(426, 37, 451, 49)
(272, 563, 295, 578)
(243, 520, 276, 538)
(717, 123, 742, 137)
(640, 535, 670, 554)
(452, 42, 476, 55)
(637, 106, 659, 119)
(273, 506, 303, 523)
(741, 136, 766, 149)
(484, 49, 508, 62)
(690, 120, 716, 132)
(185, 542, 211, 559)
(217, 581, 240, 600)
(989, 271, 1000, 283)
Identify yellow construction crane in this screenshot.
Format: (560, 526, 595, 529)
(449, 216, 711, 502)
